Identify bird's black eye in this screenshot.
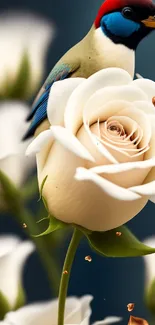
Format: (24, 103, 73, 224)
(122, 7, 134, 19)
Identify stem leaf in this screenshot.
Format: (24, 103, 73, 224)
(83, 225, 155, 257)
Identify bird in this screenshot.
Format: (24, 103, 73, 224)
(24, 0, 155, 140)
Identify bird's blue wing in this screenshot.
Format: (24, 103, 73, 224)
(24, 63, 77, 140)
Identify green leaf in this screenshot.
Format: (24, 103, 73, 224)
(84, 225, 155, 257)
(34, 215, 68, 237)
(0, 291, 11, 320)
(13, 284, 26, 311)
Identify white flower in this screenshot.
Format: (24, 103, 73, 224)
(0, 295, 121, 325)
(143, 237, 155, 290)
(0, 235, 35, 309)
(0, 102, 35, 188)
(27, 68, 155, 231)
(0, 12, 54, 98)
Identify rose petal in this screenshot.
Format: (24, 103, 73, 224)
(131, 79, 155, 102)
(26, 130, 53, 156)
(50, 126, 95, 162)
(65, 68, 133, 134)
(129, 181, 155, 197)
(116, 107, 151, 149)
(37, 143, 147, 231)
(90, 158, 155, 174)
(134, 101, 155, 116)
(47, 78, 85, 126)
(82, 89, 147, 130)
(75, 168, 140, 201)
(82, 122, 118, 164)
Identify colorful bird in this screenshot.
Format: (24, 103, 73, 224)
(24, 0, 155, 139)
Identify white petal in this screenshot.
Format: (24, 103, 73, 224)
(143, 237, 155, 288)
(83, 122, 118, 164)
(0, 236, 20, 258)
(65, 295, 93, 324)
(38, 144, 147, 230)
(50, 126, 95, 162)
(0, 102, 30, 159)
(134, 101, 155, 116)
(93, 317, 122, 325)
(47, 78, 85, 126)
(82, 88, 147, 131)
(136, 73, 143, 79)
(0, 239, 35, 307)
(65, 68, 132, 134)
(150, 196, 155, 203)
(5, 296, 92, 325)
(129, 181, 155, 197)
(75, 168, 140, 201)
(0, 12, 54, 91)
(26, 130, 53, 156)
(131, 79, 155, 102)
(90, 158, 155, 174)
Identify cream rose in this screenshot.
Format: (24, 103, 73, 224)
(27, 68, 155, 231)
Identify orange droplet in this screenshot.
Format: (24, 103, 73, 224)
(22, 223, 27, 229)
(128, 316, 149, 325)
(116, 232, 122, 237)
(63, 270, 68, 275)
(127, 303, 135, 312)
(85, 255, 92, 262)
(152, 96, 155, 107)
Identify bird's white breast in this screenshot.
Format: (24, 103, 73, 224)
(94, 28, 135, 78)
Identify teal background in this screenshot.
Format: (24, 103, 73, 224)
(0, 1, 155, 324)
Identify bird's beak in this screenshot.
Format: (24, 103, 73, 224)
(142, 15, 155, 28)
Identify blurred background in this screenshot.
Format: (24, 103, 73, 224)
(0, 0, 155, 324)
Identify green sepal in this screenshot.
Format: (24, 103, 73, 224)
(36, 216, 50, 224)
(1, 52, 31, 100)
(0, 170, 21, 214)
(34, 215, 68, 237)
(83, 225, 155, 257)
(0, 291, 11, 320)
(13, 284, 26, 311)
(39, 176, 48, 201)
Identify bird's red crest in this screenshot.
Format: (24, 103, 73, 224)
(95, 0, 153, 28)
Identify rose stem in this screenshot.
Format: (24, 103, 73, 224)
(58, 227, 83, 325)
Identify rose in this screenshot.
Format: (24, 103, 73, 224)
(0, 295, 121, 325)
(0, 236, 34, 311)
(0, 12, 54, 99)
(0, 102, 35, 209)
(27, 68, 155, 231)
